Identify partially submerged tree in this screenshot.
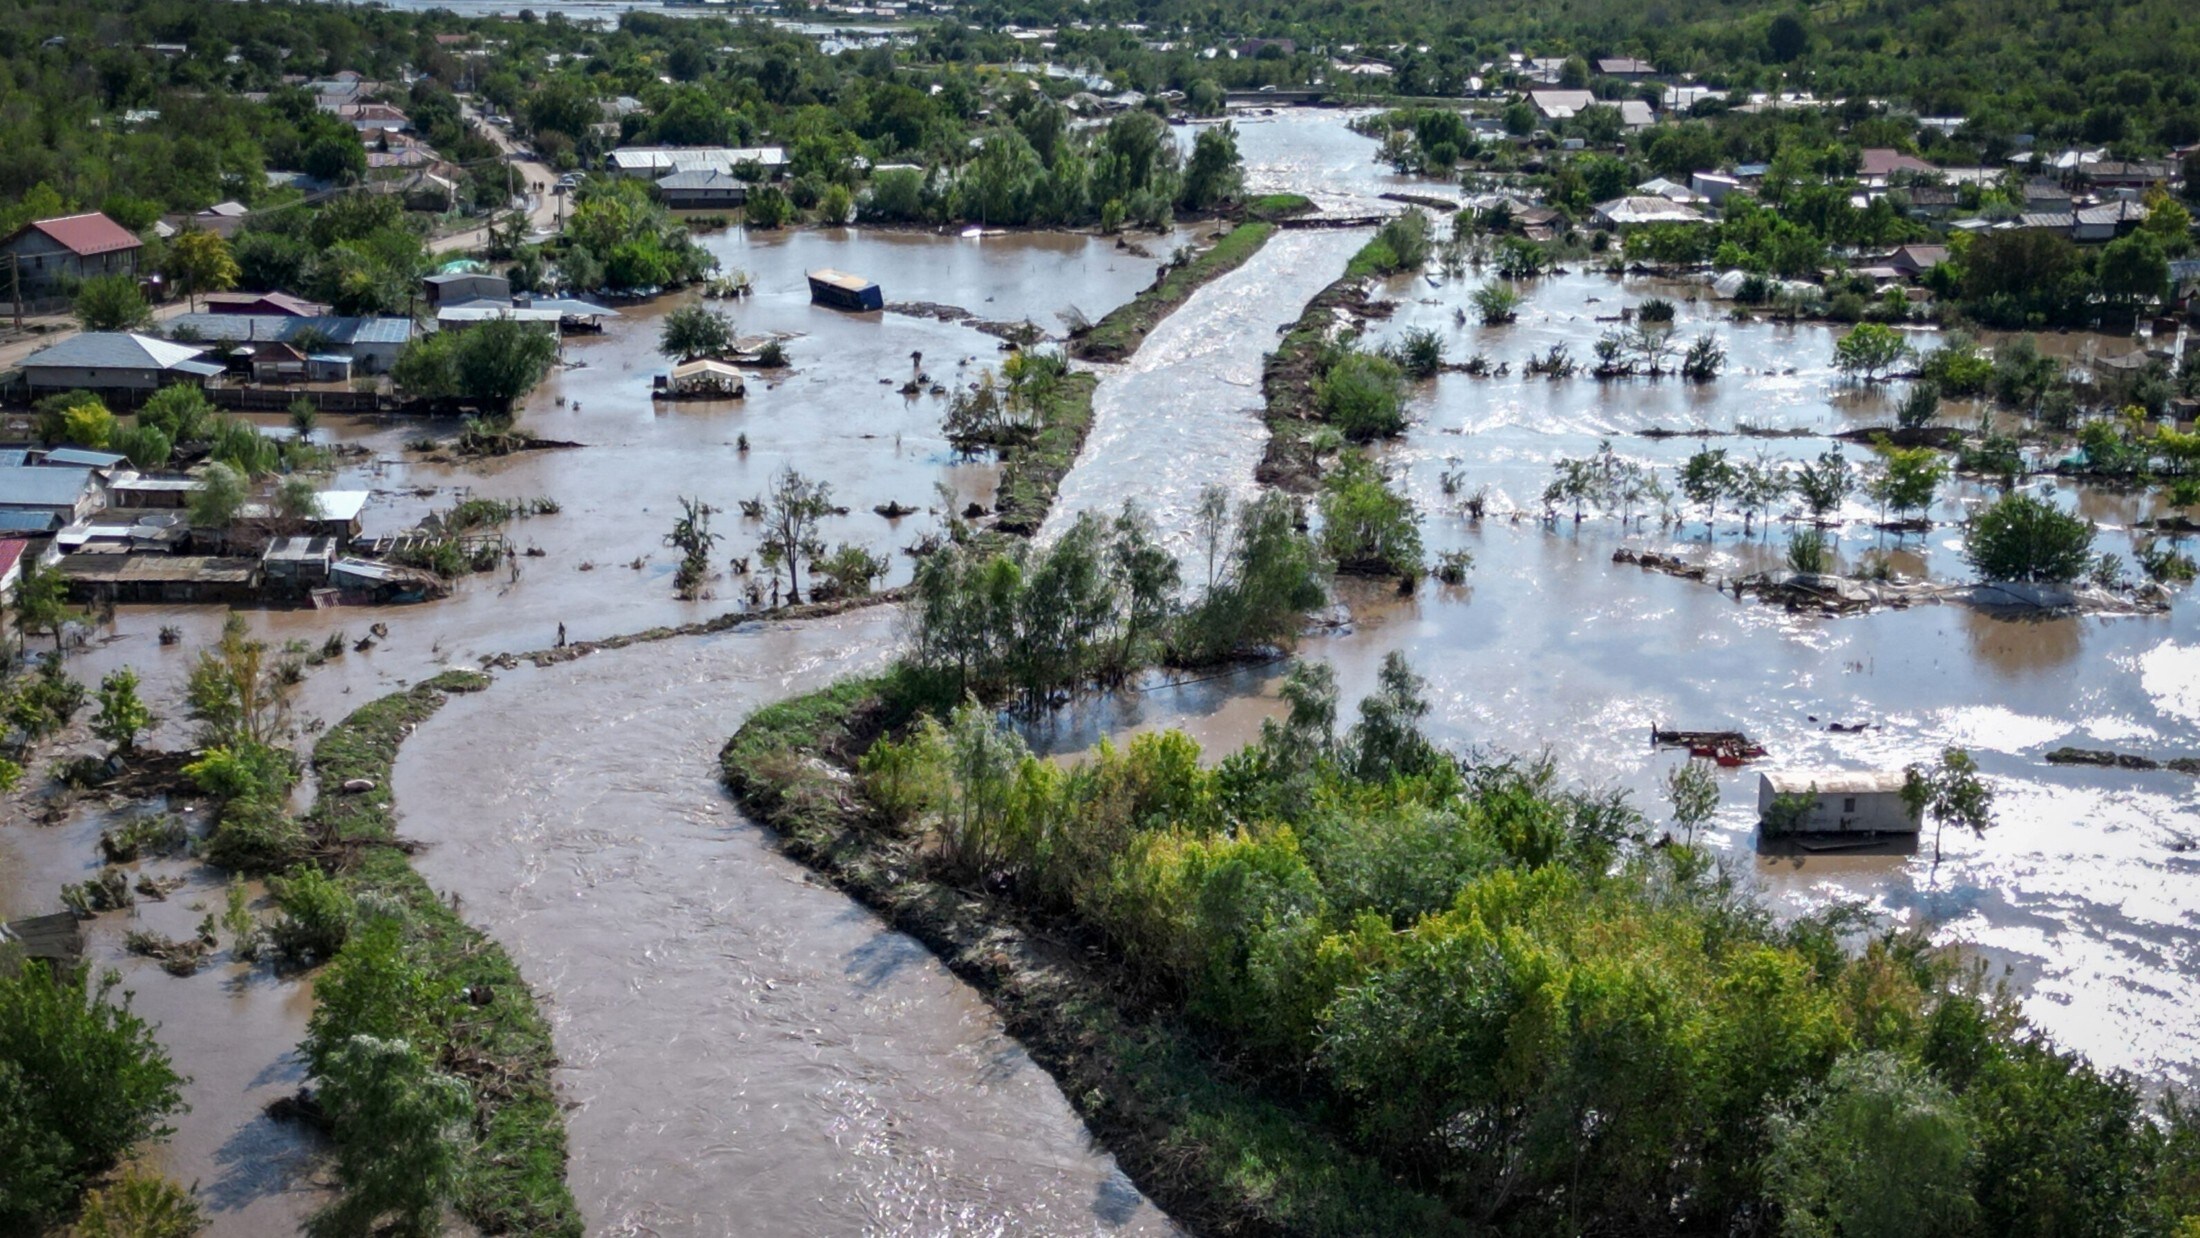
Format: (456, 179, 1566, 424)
(91, 667, 153, 754)
(659, 304, 734, 361)
(1902, 746, 1995, 863)
(666, 495, 721, 599)
(1665, 758, 1720, 842)
(188, 462, 249, 530)
(1834, 321, 1912, 383)
(755, 466, 833, 603)
(1962, 491, 2096, 584)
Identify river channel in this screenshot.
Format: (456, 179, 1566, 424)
(4, 105, 2195, 1233)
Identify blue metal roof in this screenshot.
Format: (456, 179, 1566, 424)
(43, 447, 127, 468)
(0, 450, 27, 468)
(168, 313, 413, 348)
(23, 332, 207, 371)
(0, 510, 59, 532)
(0, 467, 93, 509)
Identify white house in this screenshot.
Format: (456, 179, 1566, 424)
(1757, 771, 1919, 835)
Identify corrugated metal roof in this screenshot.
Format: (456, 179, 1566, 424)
(24, 332, 208, 371)
(0, 511, 60, 533)
(42, 448, 127, 468)
(10, 212, 142, 257)
(808, 268, 876, 292)
(0, 467, 94, 508)
(1761, 769, 1910, 795)
(167, 314, 413, 347)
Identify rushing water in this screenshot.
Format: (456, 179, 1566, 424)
(1045, 227, 1368, 552)
(1041, 255, 2200, 1089)
(6, 106, 2197, 1233)
(392, 611, 1177, 1236)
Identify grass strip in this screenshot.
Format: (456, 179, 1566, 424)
(720, 676, 1466, 1238)
(1256, 234, 1389, 493)
(1069, 221, 1277, 363)
(307, 670, 584, 1237)
(991, 370, 1097, 536)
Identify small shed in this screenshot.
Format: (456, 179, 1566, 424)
(262, 535, 338, 589)
(1757, 771, 1919, 835)
(108, 475, 197, 509)
(1, 913, 84, 971)
(660, 358, 748, 398)
(808, 268, 883, 312)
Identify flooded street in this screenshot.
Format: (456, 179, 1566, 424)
(392, 609, 1176, 1237)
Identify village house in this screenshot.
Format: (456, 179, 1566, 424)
(1690, 171, 1745, 205)
(0, 212, 143, 297)
(1855, 148, 1938, 189)
(2073, 199, 2151, 242)
(1757, 771, 1920, 835)
(1594, 57, 1657, 80)
(1887, 244, 1950, 280)
(1592, 195, 1708, 227)
(201, 291, 330, 317)
(1527, 89, 1597, 123)
(19, 332, 222, 396)
(608, 146, 788, 180)
(654, 169, 749, 209)
(166, 313, 415, 374)
(0, 466, 105, 532)
(2082, 161, 2176, 193)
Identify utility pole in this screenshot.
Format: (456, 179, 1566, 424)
(10, 253, 21, 332)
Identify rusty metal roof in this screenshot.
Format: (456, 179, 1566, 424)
(11, 212, 142, 257)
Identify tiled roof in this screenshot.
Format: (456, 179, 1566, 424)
(9, 212, 142, 257)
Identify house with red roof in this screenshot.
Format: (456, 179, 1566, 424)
(0, 212, 143, 295)
(0, 538, 26, 597)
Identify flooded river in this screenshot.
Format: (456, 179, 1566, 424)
(5, 105, 2195, 1234)
(392, 610, 1176, 1236)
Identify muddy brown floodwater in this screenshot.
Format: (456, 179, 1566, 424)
(392, 610, 1177, 1237)
(4, 229, 1187, 1230)
(1033, 254, 2200, 1090)
(9, 104, 2192, 1234)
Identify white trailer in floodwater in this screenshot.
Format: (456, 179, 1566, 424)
(1757, 770, 1920, 835)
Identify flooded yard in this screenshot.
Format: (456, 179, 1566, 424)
(5, 103, 2197, 1234)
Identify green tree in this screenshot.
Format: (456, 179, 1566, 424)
(1896, 380, 1942, 431)
(59, 398, 117, 449)
(13, 554, 70, 653)
(91, 667, 152, 754)
(73, 274, 152, 332)
(756, 465, 833, 603)
(1180, 121, 1244, 211)
(163, 228, 239, 311)
(1962, 491, 2095, 583)
(453, 320, 559, 418)
(1902, 746, 1995, 863)
(1767, 11, 1809, 60)
(288, 398, 319, 444)
(138, 385, 214, 444)
(68, 1168, 206, 1238)
(1680, 445, 1737, 530)
(1766, 1051, 1976, 1238)
(188, 462, 249, 530)
(2097, 231, 2170, 312)
(1868, 445, 1945, 525)
(1794, 447, 1854, 521)
(0, 965, 186, 1231)
(659, 304, 734, 361)
(1320, 452, 1424, 579)
(1318, 351, 1408, 441)
(1665, 758, 1720, 842)
(308, 1034, 472, 1238)
(1834, 322, 1912, 382)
